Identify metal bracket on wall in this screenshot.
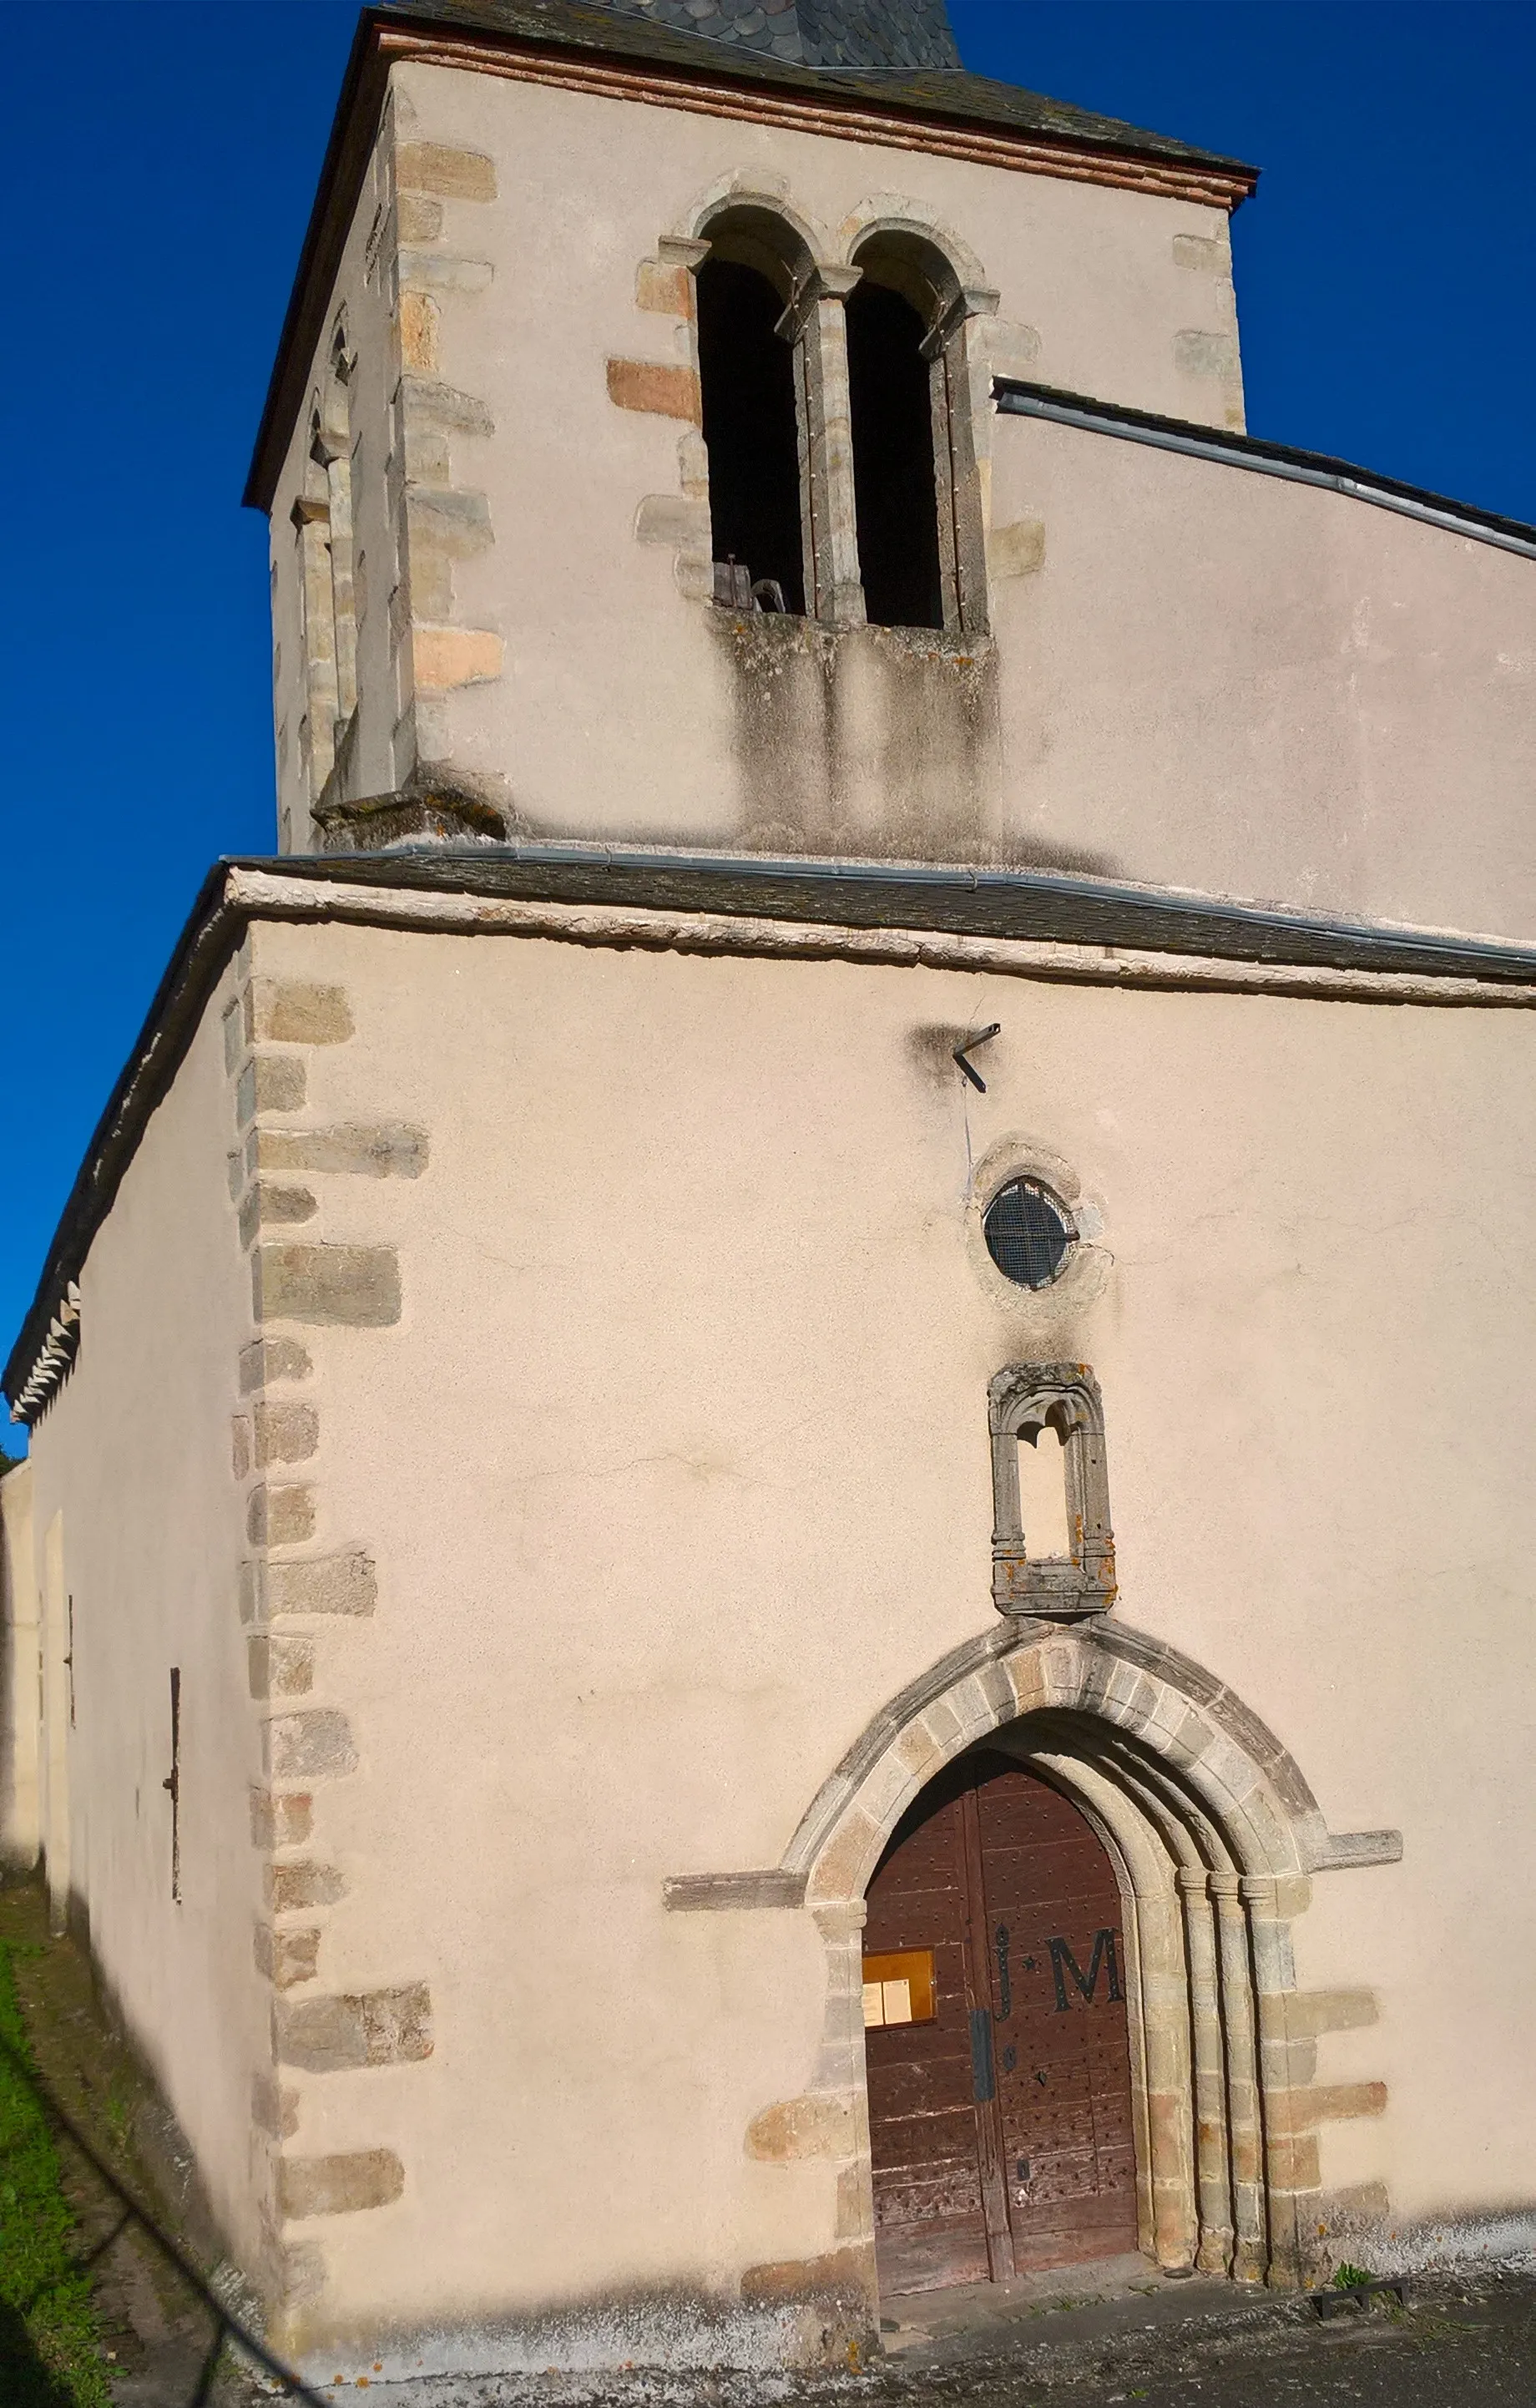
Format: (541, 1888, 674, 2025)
(953, 1023, 1001, 1092)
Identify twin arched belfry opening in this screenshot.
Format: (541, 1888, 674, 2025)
(692, 206, 986, 635)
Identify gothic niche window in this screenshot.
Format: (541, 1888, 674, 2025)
(988, 1364, 1117, 1620)
(696, 231, 806, 616)
(846, 232, 988, 637)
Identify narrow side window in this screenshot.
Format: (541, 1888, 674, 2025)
(697, 257, 806, 615)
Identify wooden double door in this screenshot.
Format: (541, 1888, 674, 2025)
(864, 1750, 1138, 2295)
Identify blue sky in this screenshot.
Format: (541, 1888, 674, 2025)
(3, 0, 1533, 1429)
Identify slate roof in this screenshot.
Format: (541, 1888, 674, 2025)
(591, 0, 960, 72)
(380, 0, 1254, 169)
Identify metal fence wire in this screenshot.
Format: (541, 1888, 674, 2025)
(0, 2029, 325, 2405)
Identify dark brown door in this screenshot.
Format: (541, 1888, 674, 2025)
(864, 1751, 1138, 2297)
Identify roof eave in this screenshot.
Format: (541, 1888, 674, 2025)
(243, 3, 1256, 513)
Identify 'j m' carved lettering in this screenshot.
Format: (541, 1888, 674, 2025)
(1048, 1927, 1124, 2012)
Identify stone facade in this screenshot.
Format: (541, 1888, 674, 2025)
(3, 0, 1535, 2389)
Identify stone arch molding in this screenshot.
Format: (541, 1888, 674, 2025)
(786, 1618, 1399, 1901)
(671, 1620, 1401, 2307)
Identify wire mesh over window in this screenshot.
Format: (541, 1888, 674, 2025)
(983, 1179, 1074, 1289)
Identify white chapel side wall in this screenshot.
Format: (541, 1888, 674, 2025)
(0, 1458, 42, 1872)
(237, 911, 1534, 2368)
(19, 969, 271, 2268)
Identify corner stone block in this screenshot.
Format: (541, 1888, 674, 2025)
(231, 1416, 251, 1480)
(276, 1982, 432, 2072)
(635, 259, 694, 316)
(222, 996, 245, 1074)
(988, 519, 1046, 579)
(606, 358, 701, 423)
(278, 2149, 405, 2218)
(1174, 328, 1240, 379)
(247, 1634, 316, 1701)
(255, 1923, 321, 1989)
(251, 1124, 427, 1179)
(745, 2094, 855, 2163)
(250, 1787, 313, 1850)
(253, 1400, 319, 1469)
(235, 1056, 306, 1128)
(395, 139, 497, 200)
(264, 1710, 357, 1783)
(634, 495, 710, 549)
(265, 1860, 346, 1914)
(240, 1336, 313, 1391)
(412, 625, 503, 691)
(250, 979, 355, 1045)
(247, 1484, 317, 1547)
(262, 1551, 376, 1620)
(252, 1243, 401, 1328)
(239, 1185, 319, 1251)
(399, 290, 438, 374)
(251, 2073, 300, 2139)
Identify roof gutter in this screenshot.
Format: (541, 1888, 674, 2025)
(995, 381, 1536, 564)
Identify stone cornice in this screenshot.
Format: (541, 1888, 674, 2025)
(9, 850, 1535, 1420)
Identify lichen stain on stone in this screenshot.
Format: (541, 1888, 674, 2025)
(710, 611, 1119, 877)
(713, 610, 1000, 863)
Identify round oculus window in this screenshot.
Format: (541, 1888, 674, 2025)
(983, 1178, 1074, 1289)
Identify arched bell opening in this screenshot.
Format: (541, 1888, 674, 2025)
(693, 205, 816, 618)
(845, 227, 989, 638)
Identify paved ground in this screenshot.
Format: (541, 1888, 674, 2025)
(864, 2257, 1536, 2407)
(6, 1878, 1534, 2405)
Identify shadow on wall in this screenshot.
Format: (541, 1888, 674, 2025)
(709, 612, 1117, 874)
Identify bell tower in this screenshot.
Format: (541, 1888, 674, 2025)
(252, 0, 1254, 868)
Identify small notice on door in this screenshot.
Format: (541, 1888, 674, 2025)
(861, 1948, 937, 2027)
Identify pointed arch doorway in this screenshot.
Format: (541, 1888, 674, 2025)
(863, 1748, 1137, 2295)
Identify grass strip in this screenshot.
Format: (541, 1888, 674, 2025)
(0, 1939, 111, 2406)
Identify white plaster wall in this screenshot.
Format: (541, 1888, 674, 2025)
(0, 1460, 42, 1870)
(988, 412, 1536, 937)
(20, 974, 270, 2266)
(241, 913, 1535, 2340)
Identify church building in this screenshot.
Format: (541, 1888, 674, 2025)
(3, 0, 1534, 2385)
